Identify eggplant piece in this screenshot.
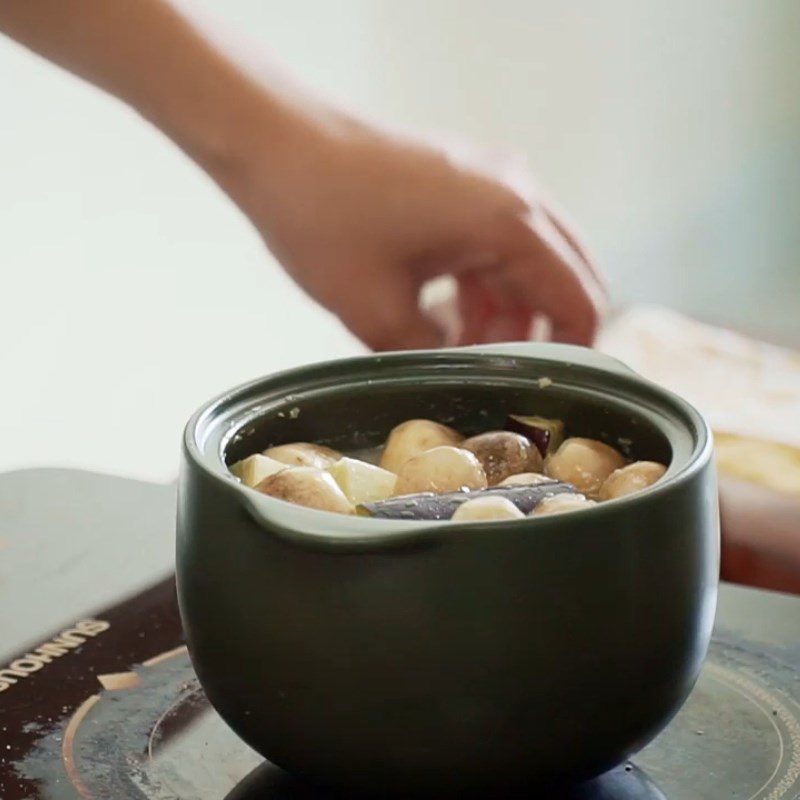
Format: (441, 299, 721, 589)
(358, 481, 577, 520)
(505, 414, 565, 458)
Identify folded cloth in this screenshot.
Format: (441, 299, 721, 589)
(598, 305, 800, 448)
(598, 304, 800, 499)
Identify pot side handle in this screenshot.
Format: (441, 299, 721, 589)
(456, 341, 637, 377)
(239, 489, 450, 553)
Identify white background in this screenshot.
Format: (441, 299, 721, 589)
(1, 0, 798, 482)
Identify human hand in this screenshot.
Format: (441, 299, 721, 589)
(0, 0, 604, 352)
(223, 111, 607, 351)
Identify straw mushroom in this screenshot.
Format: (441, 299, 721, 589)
(380, 419, 462, 473)
(497, 472, 554, 487)
(531, 494, 597, 516)
(451, 496, 525, 522)
(462, 431, 544, 485)
(394, 446, 487, 495)
(600, 461, 667, 500)
(545, 438, 626, 498)
(255, 467, 354, 514)
(263, 443, 341, 469)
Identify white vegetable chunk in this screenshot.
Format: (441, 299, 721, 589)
(451, 496, 525, 522)
(380, 419, 462, 473)
(394, 446, 487, 495)
(328, 457, 397, 505)
(600, 461, 667, 500)
(230, 454, 287, 488)
(255, 467, 354, 514)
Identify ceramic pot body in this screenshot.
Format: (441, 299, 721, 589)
(177, 344, 718, 794)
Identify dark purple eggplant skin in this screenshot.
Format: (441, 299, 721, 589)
(357, 481, 577, 520)
(507, 418, 550, 458)
(505, 414, 565, 458)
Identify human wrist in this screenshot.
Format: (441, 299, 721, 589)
(140, 49, 288, 180)
(155, 55, 349, 221)
(104, 3, 327, 213)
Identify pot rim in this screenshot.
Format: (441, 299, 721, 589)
(182, 342, 713, 548)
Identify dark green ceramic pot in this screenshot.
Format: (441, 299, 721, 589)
(177, 343, 719, 794)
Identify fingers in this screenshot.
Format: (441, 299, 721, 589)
(472, 151, 606, 296)
(455, 271, 530, 345)
(544, 206, 607, 292)
(454, 271, 494, 345)
(503, 209, 605, 344)
(453, 209, 606, 346)
(335, 264, 445, 352)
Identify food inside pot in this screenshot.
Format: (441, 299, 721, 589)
(358, 481, 575, 520)
(230, 412, 669, 521)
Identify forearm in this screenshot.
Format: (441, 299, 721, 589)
(0, 0, 321, 193)
(0, 1, 606, 349)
